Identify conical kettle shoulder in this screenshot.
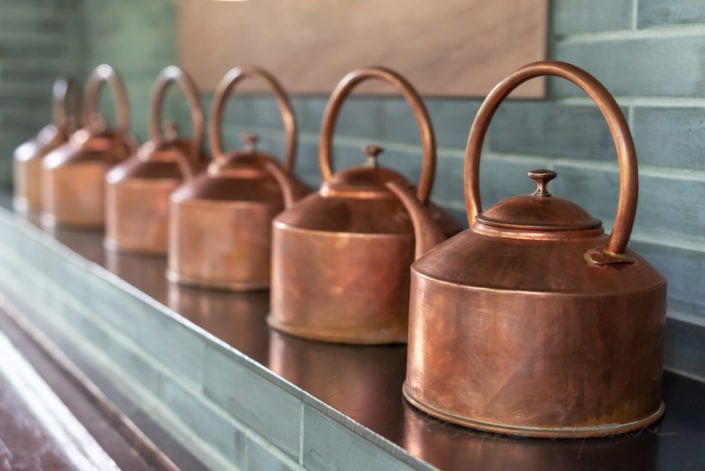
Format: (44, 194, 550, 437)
(413, 229, 665, 295)
(274, 191, 418, 235)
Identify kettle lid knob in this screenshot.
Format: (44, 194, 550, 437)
(164, 121, 179, 142)
(363, 145, 384, 168)
(529, 169, 556, 197)
(242, 132, 260, 151)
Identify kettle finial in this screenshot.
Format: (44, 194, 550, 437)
(529, 169, 557, 197)
(164, 121, 179, 142)
(242, 133, 260, 151)
(363, 145, 384, 168)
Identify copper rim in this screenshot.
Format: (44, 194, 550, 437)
(403, 384, 665, 438)
(266, 315, 407, 345)
(209, 66, 297, 172)
(319, 66, 436, 204)
(165, 271, 269, 291)
(464, 60, 638, 257)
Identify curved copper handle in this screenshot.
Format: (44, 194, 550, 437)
(209, 66, 297, 172)
(149, 65, 204, 165)
(319, 66, 436, 203)
(465, 61, 638, 257)
(52, 77, 81, 133)
(83, 64, 130, 134)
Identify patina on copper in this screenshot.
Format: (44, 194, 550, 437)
(13, 77, 81, 214)
(268, 66, 460, 345)
(41, 64, 136, 229)
(404, 61, 667, 438)
(167, 66, 306, 290)
(105, 66, 204, 255)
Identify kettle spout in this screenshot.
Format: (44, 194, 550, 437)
(387, 181, 445, 260)
(264, 161, 298, 209)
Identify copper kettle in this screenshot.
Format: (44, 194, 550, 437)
(105, 66, 204, 254)
(403, 61, 667, 438)
(42, 64, 136, 228)
(167, 66, 306, 290)
(13, 77, 80, 214)
(268, 67, 460, 345)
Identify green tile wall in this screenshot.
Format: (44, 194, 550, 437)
(1, 0, 704, 372)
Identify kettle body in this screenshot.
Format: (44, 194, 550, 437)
(41, 64, 135, 228)
(404, 61, 667, 438)
(13, 77, 80, 213)
(268, 67, 459, 345)
(168, 66, 306, 290)
(104, 66, 204, 254)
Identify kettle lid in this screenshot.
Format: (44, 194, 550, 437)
(323, 145, 411, 197)
(477, 169, 602, 232)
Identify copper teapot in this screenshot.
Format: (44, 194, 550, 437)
(268, 67, 460, 345)
(14, 77, 80, 214)
(42, 64, 136, 228)
(167, 66, 306, 290)
(105, 66, 204, 254)
(403, 61, 666, 438)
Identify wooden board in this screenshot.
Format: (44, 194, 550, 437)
(179, 0, 547, 97)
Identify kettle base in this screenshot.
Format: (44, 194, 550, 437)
(402, 383, 665, 439)
(104, 238, 168, 256)
(267, 314, 407, 345)
(40, 214, 104, 231)
(166, 270, 269, 292)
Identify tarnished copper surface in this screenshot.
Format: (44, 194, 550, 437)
(268, 66, 459, 345)
(405, 61, 667, 437)
(42, 65, 136, 229)
(13, 77, 81, 215)
(105, 66, 204, 254)
(168, 66, 307, 290)
(9, 207, 704, 471)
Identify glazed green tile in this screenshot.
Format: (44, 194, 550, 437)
(302, 405, 426, 471)
(638, 0, 705, 28)
(552, 0, 633, 35)
(244, 438, 298, 471)
(552, 36, 705, 97)
(631, 107, 705, 170)
(487, 102, 618, 161)
(202, 343, 302, 459)
(631, 240, 705, 321)
(664, 317, 705, 381)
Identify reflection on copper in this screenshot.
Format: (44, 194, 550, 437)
(402, 404, 658, 471)
(269, 330, 406, 440)
(167, 284, 270, 362)
(104, 251, 169, 303)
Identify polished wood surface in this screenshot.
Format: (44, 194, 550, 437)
(179, 0, 547, 97)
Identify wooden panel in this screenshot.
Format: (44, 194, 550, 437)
(179, 0, 547, 97)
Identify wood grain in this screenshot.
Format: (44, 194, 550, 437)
(179, 0, 547, 97)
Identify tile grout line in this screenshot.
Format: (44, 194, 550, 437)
(298, 401, 305, 466)
(555, 21, 705, 44)
(631, 0, 638, 30)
